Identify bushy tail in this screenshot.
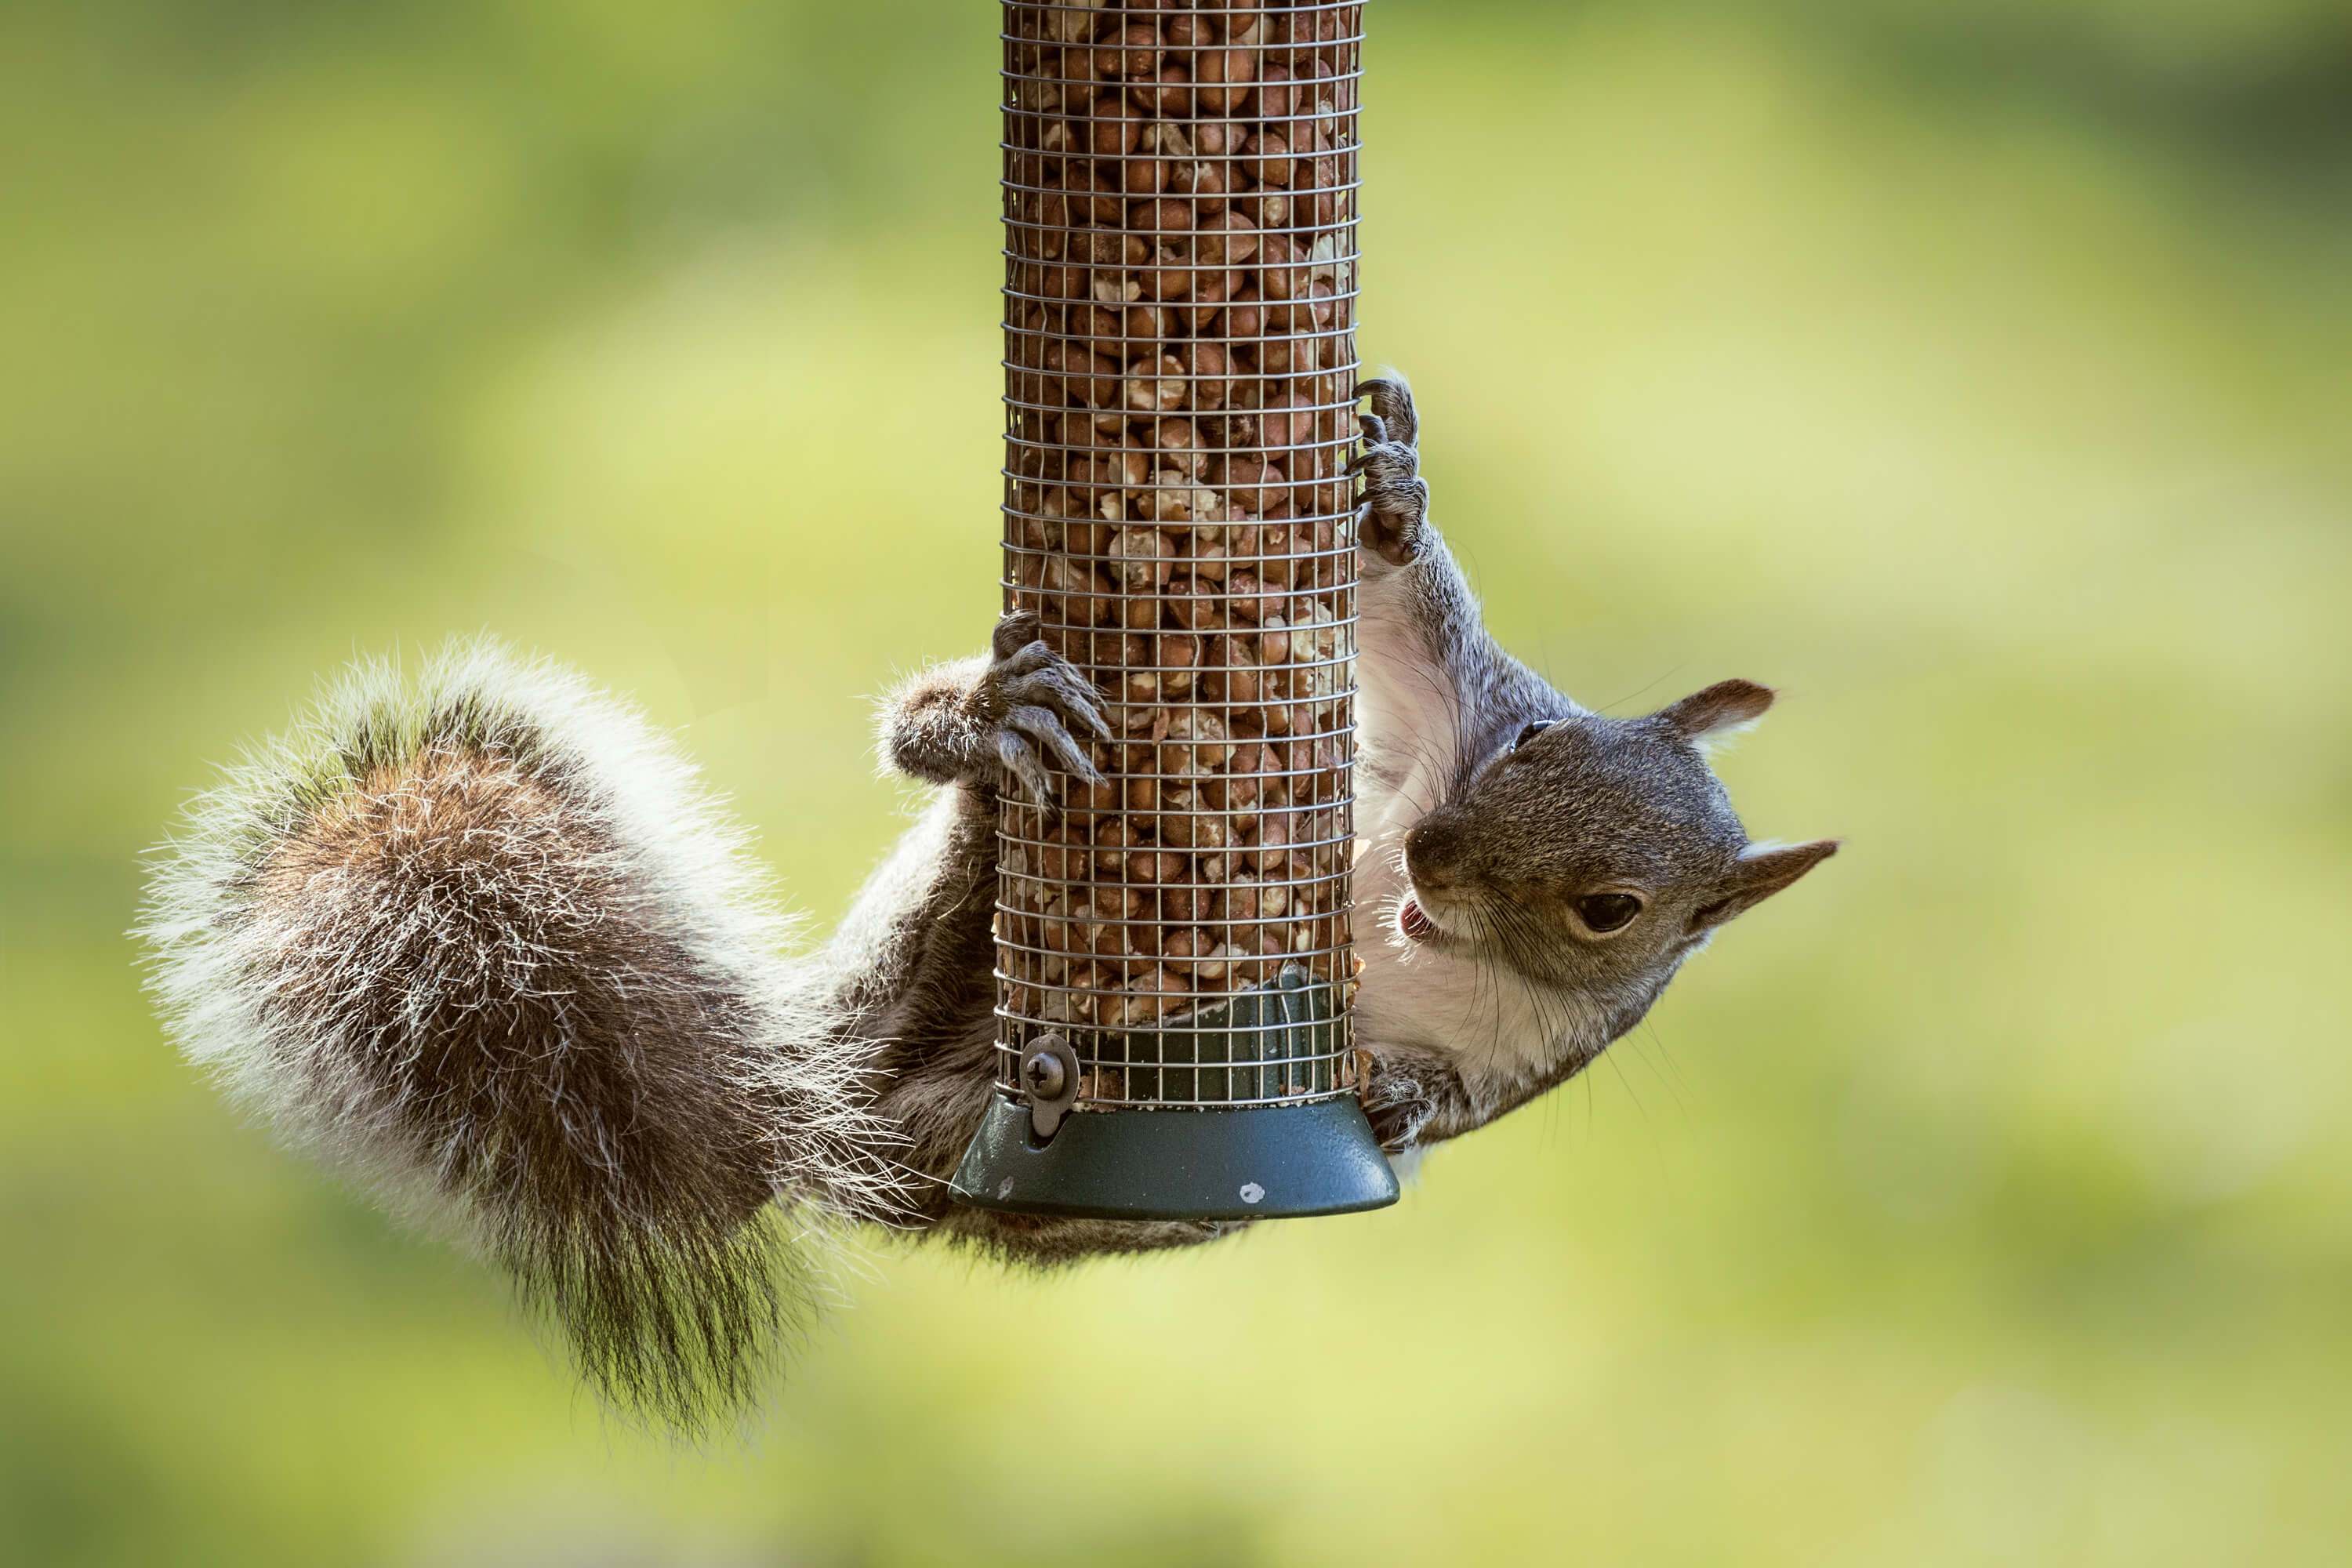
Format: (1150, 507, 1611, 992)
(137, 641, 906, 1432)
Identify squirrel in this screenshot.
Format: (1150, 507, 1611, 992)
(138, 376, 1835, 1433)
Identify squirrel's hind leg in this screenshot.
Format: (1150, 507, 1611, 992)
(880, 612, 1111, 803)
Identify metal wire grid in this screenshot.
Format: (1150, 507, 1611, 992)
(994, 1, 1367, 1112)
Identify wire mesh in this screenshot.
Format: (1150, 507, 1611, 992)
(996, 0, 1367, 1112)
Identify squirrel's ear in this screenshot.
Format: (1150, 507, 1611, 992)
(1690, 839, 1838, 931)
(1659, 679, 1775, 742)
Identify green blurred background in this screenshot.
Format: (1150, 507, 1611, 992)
(5, 1, 2348, 1563)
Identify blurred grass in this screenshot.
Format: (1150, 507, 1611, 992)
(4, 1, 2349, 1563)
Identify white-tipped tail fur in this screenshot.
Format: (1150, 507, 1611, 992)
(136, 640, 906, 1432)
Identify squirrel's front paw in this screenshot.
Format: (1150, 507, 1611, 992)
(1359, 1059, 1439, 1155)
(975, 612, 1113, 804)
(1352, 378, 1428, 571)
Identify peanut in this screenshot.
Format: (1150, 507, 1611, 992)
(997, 0, 1364, 1073)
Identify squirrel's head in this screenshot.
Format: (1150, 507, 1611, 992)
(1374, 679, 1837, 1075)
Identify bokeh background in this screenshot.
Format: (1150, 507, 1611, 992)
(5, 1, 2349, 1563)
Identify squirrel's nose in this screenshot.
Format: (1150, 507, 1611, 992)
(1405, 818, 1463, 890)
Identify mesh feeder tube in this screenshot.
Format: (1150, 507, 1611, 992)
(951, 1, 1397, 1221)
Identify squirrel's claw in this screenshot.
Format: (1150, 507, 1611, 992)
(887, 615, 1114, 801)
(1354, 441, 1428, 571)
(1001, 656, 1113, 744)
(1352, 379, 1428, 571)
(1356, 377, 1419, 450)
(1007, 704, 1105, 788)
(1359, 1058, 1439, 1154)
(994, 730, 1056, 805)
(978, 613, 1112, 804)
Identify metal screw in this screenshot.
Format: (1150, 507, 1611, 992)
(1023, 1050, 1066, 1098)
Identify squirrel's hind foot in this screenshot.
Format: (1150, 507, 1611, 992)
(982, 612, 1113, 804)
(883, 612, 1111, 803)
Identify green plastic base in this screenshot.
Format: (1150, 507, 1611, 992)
(949, 1094, 1400, 1221)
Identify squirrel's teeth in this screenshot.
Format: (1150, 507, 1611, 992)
(1399, 898, 1439, 943)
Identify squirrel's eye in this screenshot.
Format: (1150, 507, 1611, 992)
(1513, 720, 1556, 750)
(1573, 892, 1644, 935)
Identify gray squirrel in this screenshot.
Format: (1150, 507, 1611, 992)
(139, 377, 1835, 1432)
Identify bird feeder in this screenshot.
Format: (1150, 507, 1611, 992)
(952, 0, 1397, 1220)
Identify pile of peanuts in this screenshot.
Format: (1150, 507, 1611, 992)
(993, 2, 1364, 1100)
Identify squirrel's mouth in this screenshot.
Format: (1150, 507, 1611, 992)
(1398, 897, 1441, 944)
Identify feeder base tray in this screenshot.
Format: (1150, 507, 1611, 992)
(950, 1094, 1400, 1221)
